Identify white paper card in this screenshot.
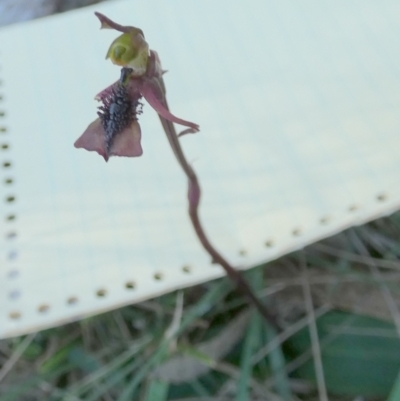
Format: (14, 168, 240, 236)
(1, 0, 400, 338)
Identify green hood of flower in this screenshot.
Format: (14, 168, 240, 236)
(95, 12, 149, 76)
(106, 32, 149, 76)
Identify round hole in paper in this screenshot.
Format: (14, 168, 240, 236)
(348, 204, 359, 212)
(9, 311, 21, 320)
(38, 304, 50, 313)
(182, 265, 191, 273)
(8, 290, 20, 300)
(67, 296, 78, 305)
(5, 195, 15, 203)
(239, 249, 247, 257)
(0, 127, 7, 133)
(153, 272, 163, 281)
(292, 228, 302, 237)
(264, 240, 274, 248)
(1, 143, 8, 150)
(6, 214, 16, 221)
(4, 177, 13, 185)
(7, 269, 19, 279)
(0, 111, 5, 117)
(320, 216, 330, 225)
(6, 231, 17, 240)
(376, 193, 388, 202)
(96, 288, 107, 297)
(3, 161, 11, 168)
(8, 250, 18, 260)
(125, 281, 136, 289)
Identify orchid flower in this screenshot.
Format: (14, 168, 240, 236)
(74, 12, 199, 161)
(74, 13, 279, 332)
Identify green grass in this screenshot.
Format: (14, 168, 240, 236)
(3, 214, 400, 400)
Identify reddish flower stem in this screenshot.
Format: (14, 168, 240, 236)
(157, 86, 280, 331)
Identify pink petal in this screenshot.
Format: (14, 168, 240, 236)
(146, 51, 164, 79)
(94, 12, 144, 36)
(95, 79, 141, 102)
(94, 82, 118, 101)
(141, 79, 200, 132)
(74, 118, 108, 161)
(109, 120, 143, 158)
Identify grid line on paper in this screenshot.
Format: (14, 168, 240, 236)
(318, 2, 382, 196)
(354, 2, 400, 191)
(261, 1, 327, 215)
(290, 0, 369, 211)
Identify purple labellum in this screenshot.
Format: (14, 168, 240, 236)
(97, 83, 142, 156)
(75, 14, 199, 161)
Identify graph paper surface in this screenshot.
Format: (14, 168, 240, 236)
(1, 0, 400, 338)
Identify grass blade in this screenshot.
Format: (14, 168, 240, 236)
(388, 370, 400, 401)
(263, 321, 293, 401)
(144, 380, 169, 401)
(236, 269, 264, 401)
(117, 279, 233, 401)
(236, 312, 260, 401)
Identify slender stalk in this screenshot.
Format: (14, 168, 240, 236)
(157, 93, 280, 331)
(80, 13, 280, 332)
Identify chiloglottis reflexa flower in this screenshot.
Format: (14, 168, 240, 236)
(74, 12, 199, 162)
